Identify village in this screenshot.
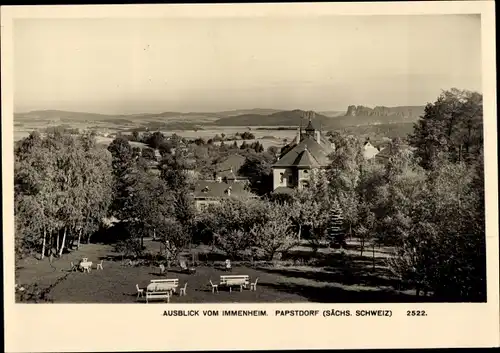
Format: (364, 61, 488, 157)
(14, 88, 485, 305)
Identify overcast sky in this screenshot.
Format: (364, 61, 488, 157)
(14, 14, 481, 114)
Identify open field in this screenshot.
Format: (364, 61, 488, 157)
(15, 239, 434, 303)
(14, 122, 298, 150)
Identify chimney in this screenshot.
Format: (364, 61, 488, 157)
(315, 130, 321, 144)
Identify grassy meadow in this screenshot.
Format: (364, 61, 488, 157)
(15, 238, 432, 304)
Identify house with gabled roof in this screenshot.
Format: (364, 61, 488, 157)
(272, 112, 335, 194)
(193, 179, 258, 211)
(213, 154, 248, 182)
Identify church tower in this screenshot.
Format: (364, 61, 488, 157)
(303, 111, 316, 139)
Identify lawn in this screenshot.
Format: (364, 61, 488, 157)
(15, 240, 432, 304)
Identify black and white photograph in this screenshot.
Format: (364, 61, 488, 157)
(5, 3, 494, 309)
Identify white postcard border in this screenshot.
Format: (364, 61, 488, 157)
(2, 2, 498, 351)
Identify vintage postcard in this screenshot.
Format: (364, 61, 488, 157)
(2, 2, 499, 352)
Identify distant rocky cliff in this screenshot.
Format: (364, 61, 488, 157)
(345, 105, 423, 118)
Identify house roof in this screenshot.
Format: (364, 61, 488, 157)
(294, 148, 321, 168)
(274, 136, 332, 167)
(215, 154, 246, 178)
(193, 180, 257, 199)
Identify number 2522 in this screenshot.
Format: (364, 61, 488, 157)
(407, 310, 427, 316)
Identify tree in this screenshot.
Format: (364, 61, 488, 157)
(380, 146, 485, 300)
(408, 88, 483, 169)
(267, 145, 279, 159)
(160, 154, 191, 191)
(141, 147, 157, 161)
(154, 216, 190, 266)
(158, 141, 174, 156)
(327, 134, 368, 250)
(289, 170, 332, 250)
(107, 137, 138, 221)
(194, 137, 205, 146)
(381, 88, 485, 298)
(201, 198, 268, 259)
(239, 152, 276, 195)
(15, 131, 112, 259)
(241, 132, 255, 140)
(250, 203, 297, 260)
(146, 131, 166, 149)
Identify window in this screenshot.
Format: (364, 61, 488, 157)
(280, 173, 285, 183)
(304, 170, 309, 174)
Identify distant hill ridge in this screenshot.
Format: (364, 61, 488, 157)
(213, 105, 425, 128)
(15, 105, 425, 129)
(214, 109, 333, 127)
(14, 108, 284, 121)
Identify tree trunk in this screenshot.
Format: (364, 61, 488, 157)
(359, 236, 364, 257)
(77, 229, 82, 249)
(87, 233, 92, 244)
(41, 228, 46, 260)
(48, 233, 53, 256)
(58, 227, 67, 257)
(68, 227, 75, 249)
(56, 233, 60, 253)
(297, 224, 302, 242)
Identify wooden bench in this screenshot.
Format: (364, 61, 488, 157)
(150, 279, 179, 293)
(220, 275, 250, 292)
(145, 290, 171, 303)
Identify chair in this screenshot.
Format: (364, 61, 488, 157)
(250, 278, 259, 291)
(82, 258, 88, 262)
(180, 260, 196, 274)
(209, 280, 219, 293)
(96, 260, 103, 270)
(179, 282, 188, 296)
(82, 263, 92, 273)
(136, 284, 144, 300)
(70, 262, 78, 272)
